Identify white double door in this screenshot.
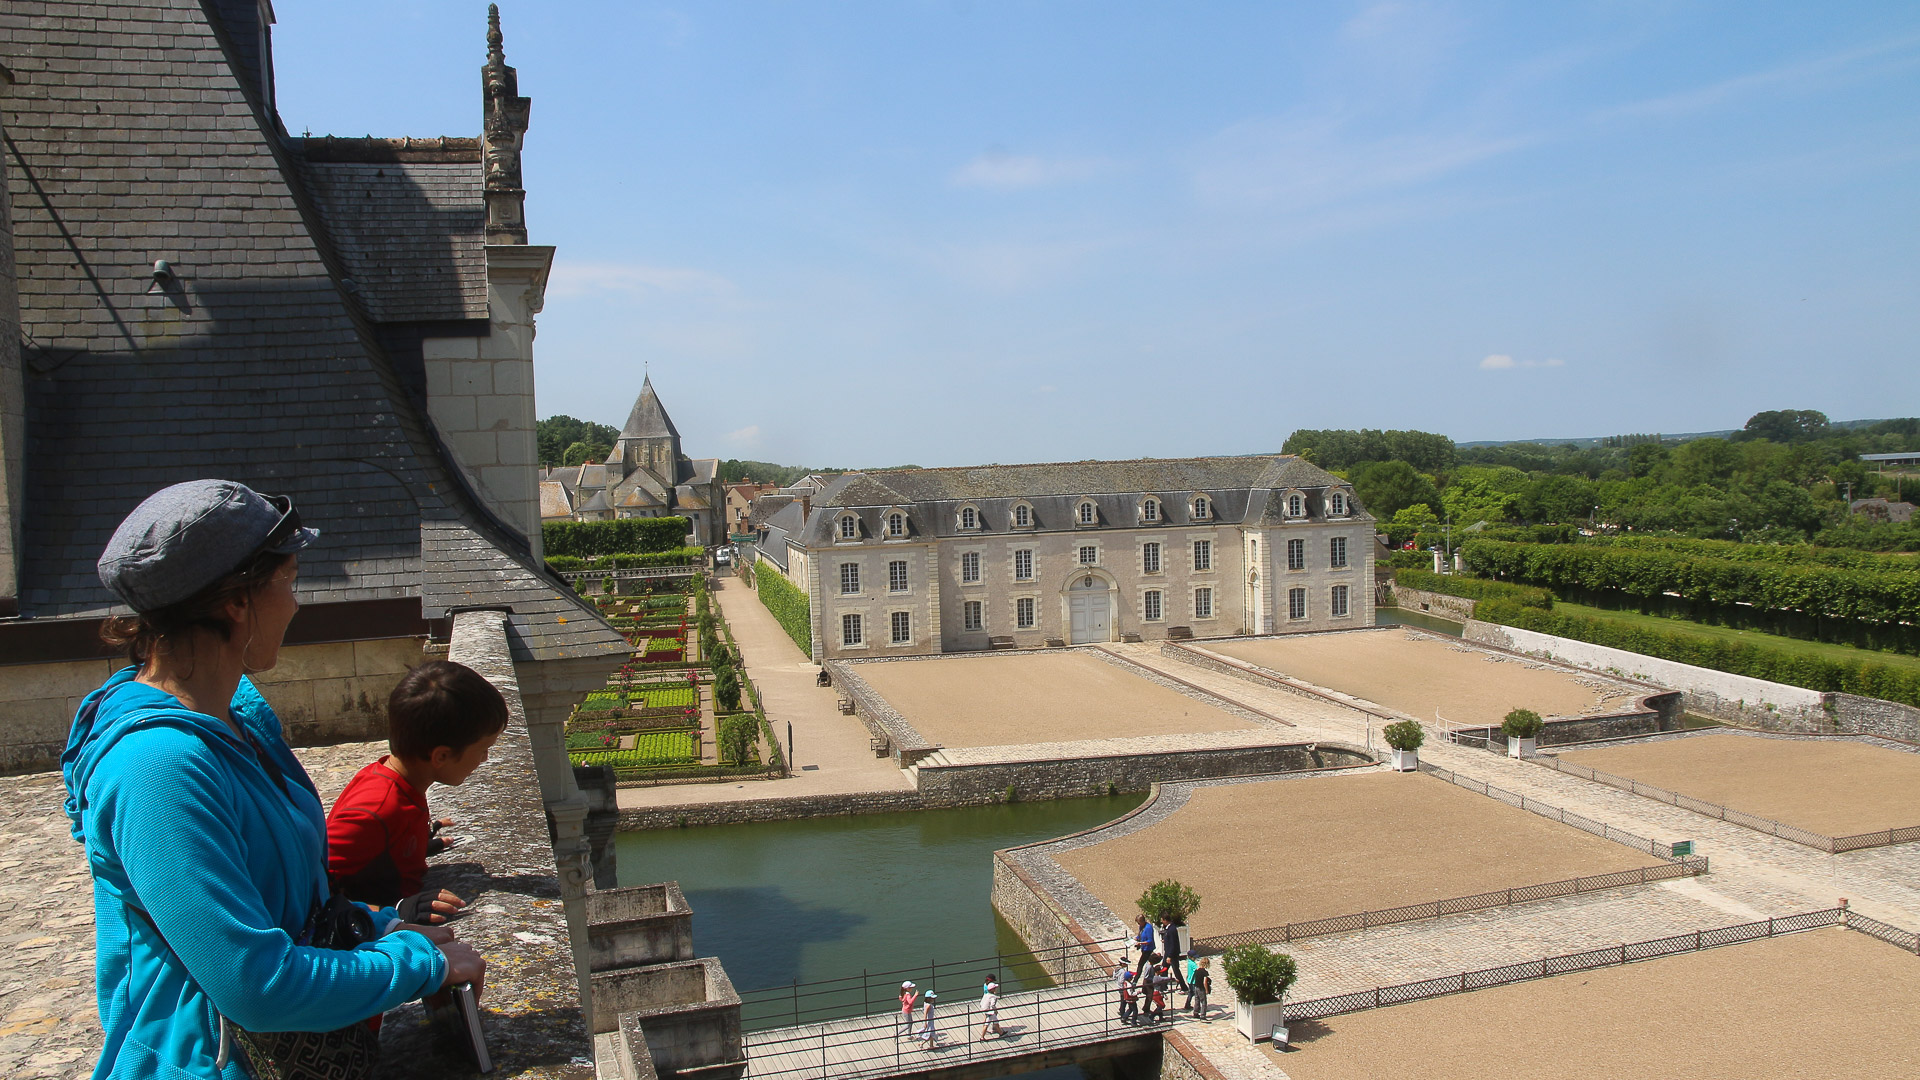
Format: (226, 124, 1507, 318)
(1068, 576, 1111, 644)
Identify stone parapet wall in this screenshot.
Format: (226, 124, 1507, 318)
(0, 636, 423, 775)
(1387, 586, 1476, 623)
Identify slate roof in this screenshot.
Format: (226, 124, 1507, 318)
(617, 376, 679, 441)
(296, 142, 488, 323)
(801, 455, 1368, 545)
(538, 481, 574, 520)
(0, 0, 625, 664)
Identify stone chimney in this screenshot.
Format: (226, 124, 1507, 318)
(481, 4, 531, 245)
(0, 63, 23, 616)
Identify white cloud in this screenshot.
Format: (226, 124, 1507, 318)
(547, 260, 735, 299)
(951, 151, 1107, 191)
(726, 424, 760, 444)
(1480, 354, 1564, 370)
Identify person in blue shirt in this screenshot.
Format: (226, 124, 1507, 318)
(64, 480, 484, 1078)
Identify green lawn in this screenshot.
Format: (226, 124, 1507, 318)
(1551, 600, 1920, 677)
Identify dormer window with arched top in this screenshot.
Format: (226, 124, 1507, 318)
(887, 512, 906, 537)
(1287, 494, 1305, 518)
(838, 514, 858, 540)
(1012, 504, 1033, 528)
(1077, 501, 1098, 526)
(1141, 498, 1160, 523)
(960, 506, 979, 530)
(1192, 496, 1211, 521)
(1329, 491, 1349, 517)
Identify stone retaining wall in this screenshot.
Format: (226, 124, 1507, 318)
(1388, 586, 1476, 623)
(1461, 620, 1920, 741)
(918, 744, 1371, 803)
(1445, 706, 1680, 751)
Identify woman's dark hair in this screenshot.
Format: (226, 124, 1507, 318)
(386, 660, 511, 760)
(99, 549, 293, 666)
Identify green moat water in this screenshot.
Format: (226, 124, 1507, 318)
(614, 793, 1145, 1002)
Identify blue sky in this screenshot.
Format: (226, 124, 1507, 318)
(273, 2, 1919, 467)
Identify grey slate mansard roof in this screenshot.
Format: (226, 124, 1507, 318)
(1, 0, 625, 663)
(800, 455, 1369, 544)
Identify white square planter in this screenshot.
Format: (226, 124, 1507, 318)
(1176, 924, 1192, 957)
(1508, 736, 1536, 758)
(1390, 748, 1419, 772)
(1235, 1000, 1285, 1042)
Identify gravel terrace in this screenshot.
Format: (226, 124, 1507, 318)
(1049, 770, 1665, 939)
(1208, 630, 1640, 726)
(1271, 927, 1920, 1080)
(1556, 731, 1920, 837)
(850, 650, 1261, 748)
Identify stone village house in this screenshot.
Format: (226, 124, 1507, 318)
(0, 0, 627, 1002)
(755, 455, 1376, 661)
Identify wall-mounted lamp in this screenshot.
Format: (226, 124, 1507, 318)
(147, 260, 175, 294)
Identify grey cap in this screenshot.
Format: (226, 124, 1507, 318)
(97, 479, 319, 612)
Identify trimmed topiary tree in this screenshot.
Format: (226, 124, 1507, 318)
(1501, 708, 1544, 739)
(1382, 720, 1425, 751)
(713, 663, 742, 712)
(1221, 945, 1296, 1005)
(1136, 879, 1202, 926)
(718, 712, 757, 765)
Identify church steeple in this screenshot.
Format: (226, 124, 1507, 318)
(613, 376, 681, 477)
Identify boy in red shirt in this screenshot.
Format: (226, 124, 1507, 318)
(328, 660, 509, 924)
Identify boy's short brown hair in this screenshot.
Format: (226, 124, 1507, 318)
(387, 660, 510, 761)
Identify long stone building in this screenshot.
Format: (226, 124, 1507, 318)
(755, 455, 1376, 660)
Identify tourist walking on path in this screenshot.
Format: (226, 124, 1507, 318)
(897, 981, 919, 1039)
(1160, 919, 1188, 991)
(1115, 968, 1139, 1025)
(1146, 963, 1169, 1022)
(979, 980, 1002, 1040)
(1132, 916, 1155, 975)
(1189, 958, 1212, 1021)
(1179, 954, 1198, 1012)
(62, 481, 482, 1079)
(914, 991, 939, 1047)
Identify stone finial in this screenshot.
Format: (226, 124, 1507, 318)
(482, 4, 532, 243)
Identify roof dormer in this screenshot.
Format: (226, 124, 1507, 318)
(1010, 501, 1036, 529)
(835, 511, 862, 542)
(883, 507, 912, 539)
(1138, 495, 1162, 525)
(1074, 498, 1100, 527)
(957, 503, 983, 531)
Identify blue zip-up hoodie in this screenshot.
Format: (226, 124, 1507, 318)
(63, 667, 446, 1079)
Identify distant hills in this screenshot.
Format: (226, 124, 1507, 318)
(1457, 418, 1900, 449)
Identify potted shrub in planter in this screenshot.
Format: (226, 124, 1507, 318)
(1222, 944, 1297, 1043)
(1137, 879, 1201, 958)
(1382, 719, 1425, 771)
(1502, 708, 1544, 758)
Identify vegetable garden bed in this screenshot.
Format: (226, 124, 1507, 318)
(569, 730, 701, 769)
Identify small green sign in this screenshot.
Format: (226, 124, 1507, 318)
(1671, 841, 1694, 857)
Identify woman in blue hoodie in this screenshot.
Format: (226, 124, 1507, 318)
(64, 480, 484, 1078)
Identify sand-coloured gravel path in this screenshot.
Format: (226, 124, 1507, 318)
(1208, 630, 1628, 727)
(1558, 732, 1920, 837)
(852, 651, 1259, 748)
(1050, 771, 1663, 939)
(1275, 928, 1920, 1080)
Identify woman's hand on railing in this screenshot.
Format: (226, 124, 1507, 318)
(439, 940, 487, 999)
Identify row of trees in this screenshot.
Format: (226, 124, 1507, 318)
(1303, 412, 1920, 548)
(536, 415, 620, 468)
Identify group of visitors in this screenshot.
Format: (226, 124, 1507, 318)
(896, 973, 1007, 1049)
(1117, 915, 1212, 1024)
(63, 481, 509, 1078)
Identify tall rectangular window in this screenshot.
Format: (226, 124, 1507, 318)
(888, 560, 909, 592)
(842, 613, 863, 646)
(963, 600, 983, 631)
(1192, 540, 1212, 571)
(1015, 597, 1036, 629)
(1144, 590, 1163, 621)
(1330, 536, 1348, 569)
(1142, 542, 1161, 574)
(1289, 587, 1307, 620)
(1194, 587, 1213, 619)
(960, 551, 981, 583)
(1287, 538, 1305, 571)
(839, 563, 860, 595)
(1331, 584, 1350, 617)
(891, 611, 911, 644)
(1079, 545, 1098, 566)
(1014, 549, 1034, 581)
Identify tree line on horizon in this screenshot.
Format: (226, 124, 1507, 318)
(1283, 412, 1920, 550)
